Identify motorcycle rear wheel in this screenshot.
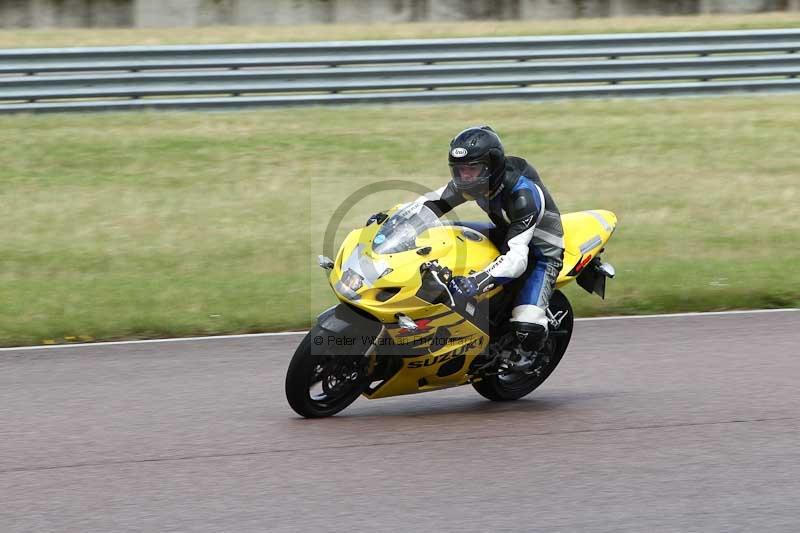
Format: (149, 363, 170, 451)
(472, 290, 574, 401)
(285, 328, 368, 418)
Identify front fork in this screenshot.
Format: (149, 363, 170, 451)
(364, 325, 387, 376)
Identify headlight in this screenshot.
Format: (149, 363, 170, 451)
(341, 269, 364, 292)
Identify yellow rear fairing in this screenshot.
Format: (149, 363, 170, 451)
(558, 210, 617, 286)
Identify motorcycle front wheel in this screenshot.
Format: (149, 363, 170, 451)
(285, 327, 369, 418)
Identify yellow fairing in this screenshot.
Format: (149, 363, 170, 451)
(330, 224, 501, 322)
(558, 209, 617, 286)
(327, 207, 616, 399)
(368, 308, 488, 398)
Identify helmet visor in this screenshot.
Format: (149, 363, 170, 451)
(450, 162, 490, 188)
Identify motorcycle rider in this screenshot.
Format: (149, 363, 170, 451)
(423, 126, 565, 370)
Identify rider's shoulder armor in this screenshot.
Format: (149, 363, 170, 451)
(508, 186, 537, 222)
(500, 156, 542, 222)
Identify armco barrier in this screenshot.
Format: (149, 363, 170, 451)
(1, 29, 799, 112)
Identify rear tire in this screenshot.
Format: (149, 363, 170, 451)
(285, 328, 368, 418)
(472, 290, 573, 401)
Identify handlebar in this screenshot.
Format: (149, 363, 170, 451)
(420, 261, 455, 307)
(420, 261, 452, 282)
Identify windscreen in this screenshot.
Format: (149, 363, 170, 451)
(372, 202, 441, 254)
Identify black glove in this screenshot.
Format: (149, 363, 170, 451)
(448, 272, 496, 298)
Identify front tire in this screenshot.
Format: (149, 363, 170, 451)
(472, 290, 574, 401)
(285, 328, 368, 418)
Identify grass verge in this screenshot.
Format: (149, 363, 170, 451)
(1, 12, 800, 48)
(1, 94, 798, 347)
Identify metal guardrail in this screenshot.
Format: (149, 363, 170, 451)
(1, 29, 799, 113)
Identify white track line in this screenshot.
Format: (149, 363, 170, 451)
(575, 308, 798, 321)
(1, 308, 796, 352)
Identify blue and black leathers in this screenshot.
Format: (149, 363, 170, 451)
(425, 156, 564, 352)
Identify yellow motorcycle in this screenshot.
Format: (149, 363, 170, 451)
(286, 202, 617, 418)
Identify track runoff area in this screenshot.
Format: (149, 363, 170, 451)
(1, 308, 795, 352)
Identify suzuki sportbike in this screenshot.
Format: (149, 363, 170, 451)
(286, 202, 617, 418)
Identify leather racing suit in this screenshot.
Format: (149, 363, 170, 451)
(423, 156, 565, 349)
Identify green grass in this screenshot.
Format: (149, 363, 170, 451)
(2, 95, 799, 347)
(1, 12, 800, 48)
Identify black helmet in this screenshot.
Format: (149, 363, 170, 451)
(448, 126, 505, 198)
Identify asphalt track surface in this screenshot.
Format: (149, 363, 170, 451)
(2, 310, 798, 532)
